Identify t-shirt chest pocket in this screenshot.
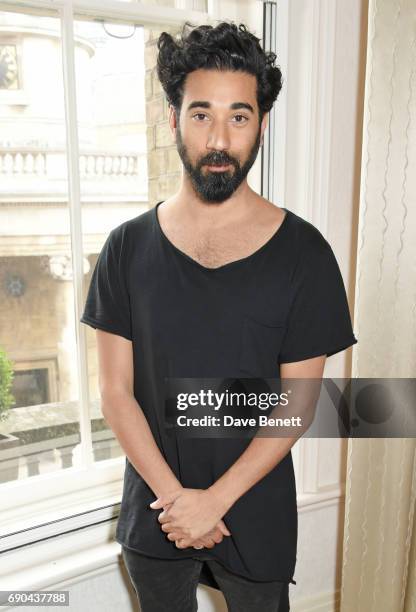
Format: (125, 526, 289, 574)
(239, 315, 285, 377)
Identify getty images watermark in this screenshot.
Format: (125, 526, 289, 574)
(163, 378, 416, 438)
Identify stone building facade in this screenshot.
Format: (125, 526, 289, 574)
(144, 24, 183, 208)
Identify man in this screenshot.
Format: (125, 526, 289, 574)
(80, 21, 357, 612)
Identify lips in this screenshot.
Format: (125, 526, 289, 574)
(206, 163, 231, 171)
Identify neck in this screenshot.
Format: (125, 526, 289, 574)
(170, 172, 257, 228)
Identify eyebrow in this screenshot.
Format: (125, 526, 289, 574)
(186, 100, 255, 114)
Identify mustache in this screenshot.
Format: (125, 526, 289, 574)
(200, 152, 236, 167)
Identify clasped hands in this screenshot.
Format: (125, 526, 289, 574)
(149, 487, 231, 550)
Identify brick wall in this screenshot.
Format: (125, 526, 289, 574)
(144, 25, 182, 209)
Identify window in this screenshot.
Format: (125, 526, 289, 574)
(0, 0, 223, 544)
(0, 0, 268, 553)
(0, 43, 20, 89)
(11, 361, 58, 408)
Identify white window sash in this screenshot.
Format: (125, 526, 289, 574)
(0, 0, 269, 546)
(0, 0, 215, 543)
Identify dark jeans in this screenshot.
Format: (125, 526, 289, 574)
(121, 546, 290, 612)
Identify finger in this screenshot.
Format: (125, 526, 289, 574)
(175, 539, 193, 549)
(192, 527, 222, 545)
(206, 527, 223, 543)
(210, 530, 223, 544)
(195, 528, 223, 547)
(158, 511, 171, 524)
(181, 538, 203, 549)
(218, 521, 231, 536)
(199, 537, 215, 549)
(166, 530, 191, 541)
(160, 522, 175, 532)
(150, 490, 182, 509)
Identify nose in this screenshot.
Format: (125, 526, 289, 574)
(206, 120, 231, 152)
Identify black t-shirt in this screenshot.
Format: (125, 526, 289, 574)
(80, 201, 357, 589)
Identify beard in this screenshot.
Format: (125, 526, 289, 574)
(175, 122, 262, 204)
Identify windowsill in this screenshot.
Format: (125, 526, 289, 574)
(297, 485, 345, 512)
(1, 497, 121, 554)
(0, 520, 122, 598)
(1, 457, 125, 544)
(1, 457, 344, 538)
(0, 486, 345, 603)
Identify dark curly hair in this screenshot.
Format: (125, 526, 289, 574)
(156, 21, 283, 123)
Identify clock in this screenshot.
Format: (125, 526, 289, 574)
(0, 45, 19, 90)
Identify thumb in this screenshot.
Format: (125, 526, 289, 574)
(149, 492, 179, 509)
(149, 497, 165, 509)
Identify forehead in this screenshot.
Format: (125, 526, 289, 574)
(183, 69, 257, 108)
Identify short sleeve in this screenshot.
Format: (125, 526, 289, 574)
(279, 238, 357, 363)
(80, 227, 132, 341)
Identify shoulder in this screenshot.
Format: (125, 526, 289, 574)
(107, 206, 155, 252)
(286, 208, 331, 254)
(284, 210, 340, 286)
(255, 195, 329, 253)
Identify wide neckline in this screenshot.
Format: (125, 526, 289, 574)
(154, 200, 291, 273)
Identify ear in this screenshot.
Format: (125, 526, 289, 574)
(260, 112, 268, 145)
(168, 104, 178, 137)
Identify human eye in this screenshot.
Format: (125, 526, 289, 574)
(232, 114, 249, 124)
(192, 112, 209, 121)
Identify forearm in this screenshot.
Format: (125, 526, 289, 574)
(209, 375, 322, 513)
(101, 390, 182, 499)
(208, 435, 299, 513)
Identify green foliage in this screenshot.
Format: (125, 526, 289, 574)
(0, 347, 16, 422)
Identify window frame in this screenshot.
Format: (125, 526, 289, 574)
(0, 0, 214, 540)
(260, 0, 287, 207)
(0, 0, 268, 546)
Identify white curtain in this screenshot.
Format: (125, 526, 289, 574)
(341, 0, 416, 610)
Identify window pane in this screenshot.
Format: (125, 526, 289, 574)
(0, 8, 188, 485)
(0, 9, 81, 484)
(76, 18, 183, 463)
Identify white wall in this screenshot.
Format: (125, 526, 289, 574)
(285, 0, 366, 609)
